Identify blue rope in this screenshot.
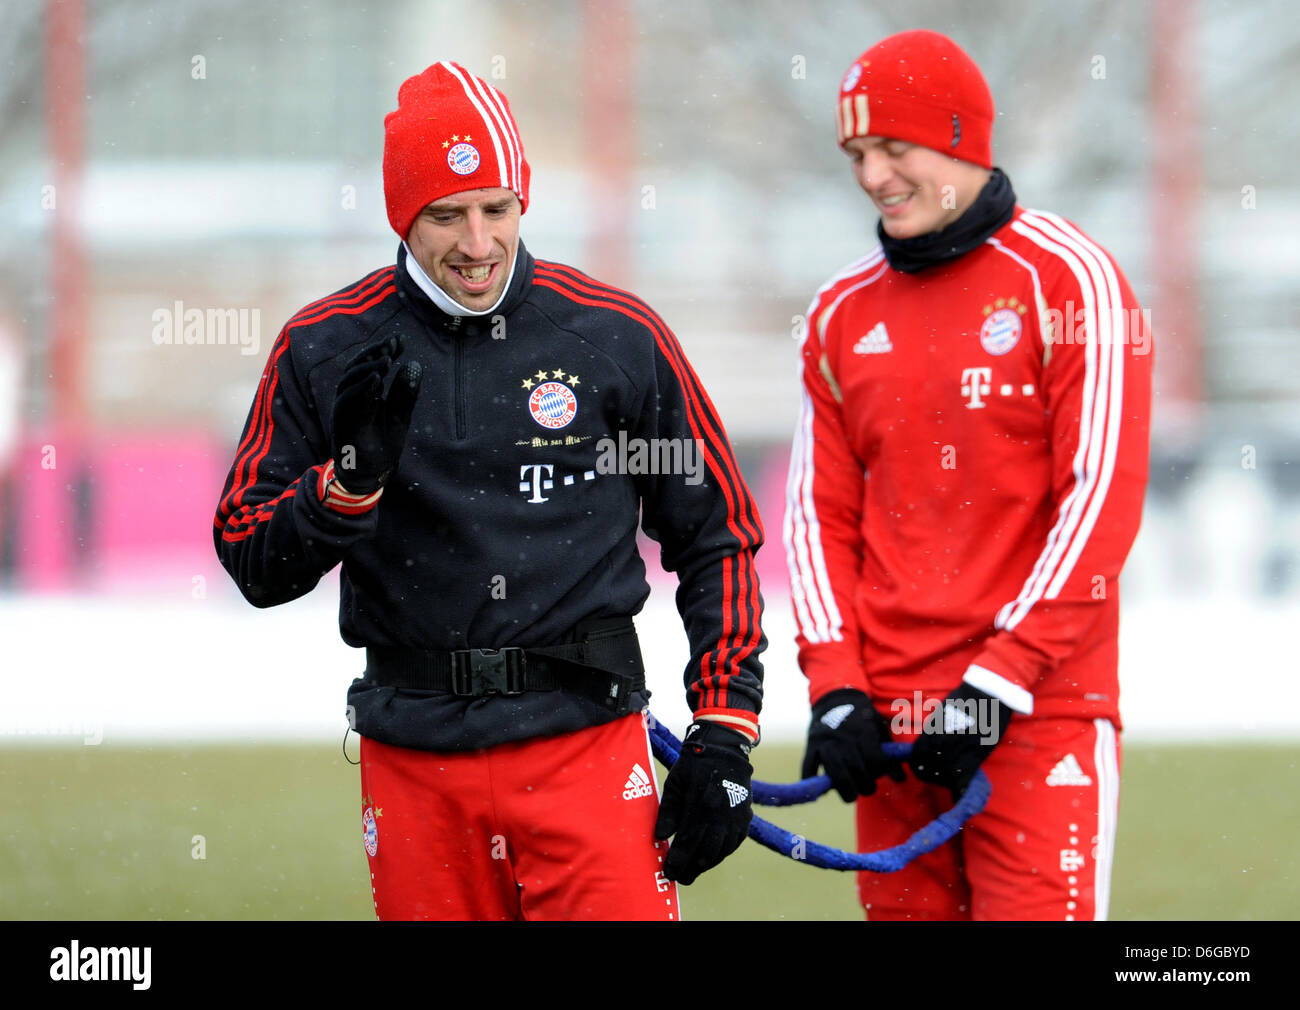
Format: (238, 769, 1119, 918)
(649, 717, 990, 872)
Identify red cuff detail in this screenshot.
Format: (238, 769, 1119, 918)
(963, 658, 1036, 715)
(970, 633, 1044, 697)
(692, 707, 760, 745)
(317, 459, 383, 515)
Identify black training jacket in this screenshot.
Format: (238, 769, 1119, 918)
(213, 242, 765, 750)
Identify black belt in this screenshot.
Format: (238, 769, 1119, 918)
(364, 617, 646, 715)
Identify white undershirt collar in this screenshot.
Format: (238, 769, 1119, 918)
(401, 241, 519, 318)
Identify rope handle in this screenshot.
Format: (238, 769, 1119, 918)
(649, 716, 990, 872)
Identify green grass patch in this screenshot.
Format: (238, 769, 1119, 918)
(2, 741, 1295, 920)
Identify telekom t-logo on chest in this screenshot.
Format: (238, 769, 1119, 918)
(961, 367, 992, 408)
(961, 367, 1038, 409)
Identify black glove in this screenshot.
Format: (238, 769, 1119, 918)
(801, 688, 905, 802)
(907, 683, 1012, 799)
(654, 722, 753, 885)
(330, 336, 422, 494)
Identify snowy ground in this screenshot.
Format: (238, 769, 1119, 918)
(3, 584, 1298, 746)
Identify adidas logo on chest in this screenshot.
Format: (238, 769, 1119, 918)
(853, 322, 894, 354)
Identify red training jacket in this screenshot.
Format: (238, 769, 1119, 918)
(785, 206, 1152, 727)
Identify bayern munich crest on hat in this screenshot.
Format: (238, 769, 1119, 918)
(980, 306, 1023, 356)
(529, 381, 578, 429)
(841, 61, 863, 92)
(447, 141, 480, 176)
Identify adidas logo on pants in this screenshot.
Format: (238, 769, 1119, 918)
(623, 763, 654, 800)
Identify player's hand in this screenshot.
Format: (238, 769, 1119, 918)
(907, 683, 1012, 800)
(801, 688, 905, 802)
(654, 722, 753, 885)
(330, 336, 423, 494)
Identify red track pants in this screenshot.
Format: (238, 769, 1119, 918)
(856, 717, 1121, 921)
(358, 712, 681, 921)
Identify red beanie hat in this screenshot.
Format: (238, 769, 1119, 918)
(383, 61, 531, 239)
(836, 30, 994, 169)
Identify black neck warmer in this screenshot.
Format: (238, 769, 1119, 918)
(877, 168, 1017, 274)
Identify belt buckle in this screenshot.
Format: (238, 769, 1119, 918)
(450, 648, 525, 697)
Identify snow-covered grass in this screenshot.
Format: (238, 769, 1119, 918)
(4, 584, 1298, 745)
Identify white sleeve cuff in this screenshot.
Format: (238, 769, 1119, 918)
(963, 664, 1034, 715)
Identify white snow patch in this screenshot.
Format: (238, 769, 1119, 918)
(2, 588, 1297, 745)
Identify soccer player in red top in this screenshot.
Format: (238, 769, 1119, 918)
(786, 30, 1152, 920)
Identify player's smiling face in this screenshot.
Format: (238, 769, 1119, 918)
(844, 136, 989, 240)
(407, 188, 521, 310)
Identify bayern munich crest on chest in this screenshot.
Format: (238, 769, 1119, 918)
(447, 142, 480, 176)
(979, 296, 1028, 355)
(528, 381, 578, 429)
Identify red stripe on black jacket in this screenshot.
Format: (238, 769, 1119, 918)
(533, 262, 765, 739)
